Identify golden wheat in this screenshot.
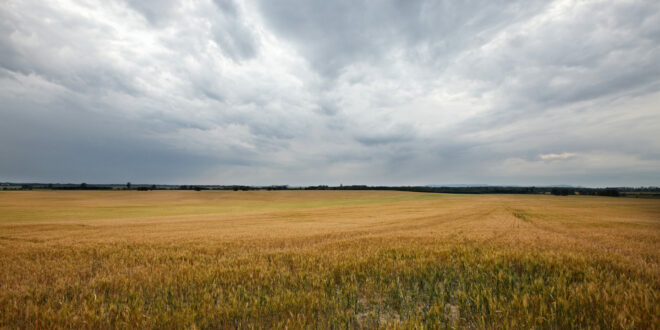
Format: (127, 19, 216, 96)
(0, 191, 658, 328)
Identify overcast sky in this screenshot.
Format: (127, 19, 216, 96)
(1, 0, 659, 186)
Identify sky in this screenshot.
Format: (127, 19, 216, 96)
(1, 0, 659, 186)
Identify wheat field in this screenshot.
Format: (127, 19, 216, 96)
(0, 190, 658, 328)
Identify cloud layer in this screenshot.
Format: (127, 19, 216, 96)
(1, 0, 659, 186)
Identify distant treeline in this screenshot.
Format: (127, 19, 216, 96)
(3, 182, 660, 197)
(303, 185, 629, 197)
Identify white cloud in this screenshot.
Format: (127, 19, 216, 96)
(539, 153, 577, 160)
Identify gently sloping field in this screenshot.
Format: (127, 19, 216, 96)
(0, 191, 658, 328)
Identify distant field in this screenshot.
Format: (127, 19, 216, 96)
(0, 191, 658, 328)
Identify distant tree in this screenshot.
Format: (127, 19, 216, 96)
(151, 185, 156, 190)
(599, 188, 620, 197)
(80, 182, 87, 189)
(126, 182, 131, 190)
(551, 188, 572, 196)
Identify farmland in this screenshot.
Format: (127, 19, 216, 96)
(0, 190, 659, 328)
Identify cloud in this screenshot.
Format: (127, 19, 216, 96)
(254, 0, 550, 79)
(0, 0, 659, 186)
(539, 153, 577, 161)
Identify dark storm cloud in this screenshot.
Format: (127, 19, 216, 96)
(0, 0, 659, 186)
(0, 108, 209, 184)
(255, 0, 549, 78)
(0, 77, 258, 183)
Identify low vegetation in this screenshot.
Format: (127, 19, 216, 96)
(0, 191, 658, 328)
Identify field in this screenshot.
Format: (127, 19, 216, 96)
(0, 190, 659, 328)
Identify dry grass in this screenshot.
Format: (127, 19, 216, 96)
(0, 190, 658, 328)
